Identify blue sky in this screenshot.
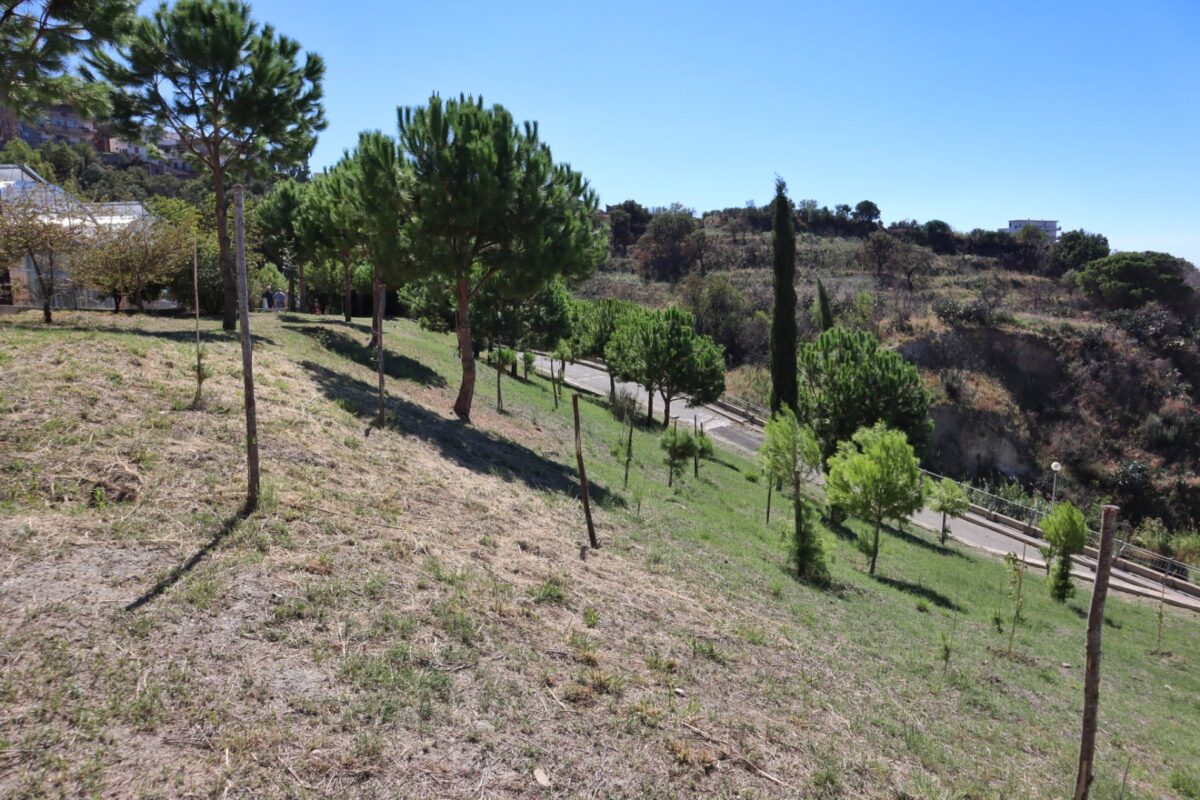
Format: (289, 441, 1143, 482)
(251, 0, 1200, 262)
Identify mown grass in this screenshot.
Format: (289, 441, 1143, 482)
(2, 310, 1198, 798)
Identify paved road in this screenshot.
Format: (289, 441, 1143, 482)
(533, 353, 1200, 612)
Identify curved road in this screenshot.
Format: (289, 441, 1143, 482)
(533, 353, 1200, 612)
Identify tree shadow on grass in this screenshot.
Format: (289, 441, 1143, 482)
(6, 318, 276, 346)
(873, 574, 965, 612)
(301, 359, 623, 509)
(882, 520, 971, 560)
(125, 508, 246, 612)
(290, 324, 446, 387)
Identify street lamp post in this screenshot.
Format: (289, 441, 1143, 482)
(1051, 461, 1062, 505)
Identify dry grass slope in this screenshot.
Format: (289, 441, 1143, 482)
(1, 311, 1198, 799)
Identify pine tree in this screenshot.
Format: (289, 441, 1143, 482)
(94, 0, 326, 330)
(399, 94, 605, 421)
(770, 178, 798, 413)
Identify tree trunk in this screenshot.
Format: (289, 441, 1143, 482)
(623, 418, 634, 489)
(42, 299, 51, 324)
(1073, 505, 1120, 800)
(496, 360, 503, 411)
(940, 510, 948, 544)
(298, 260, 307, 313)
(646, 385, 654, 425)
(662, 392, 672, 429)
(608, 372, 616, 405)
(452, 276, 476, 421)
(287, 264, 296, 312)
(112, 292, 121, 313)
(233, 186, 260, 511)
(135, 272, 145, 313)
(341, 253, 352, 323)
(766, 481, 772, 524)
(213, 165, 237, 331)
(370, 268, 381, 347)
(376, 282, 386, 427)
(0, 93, 18, 145)
(869, 520, 880, 575)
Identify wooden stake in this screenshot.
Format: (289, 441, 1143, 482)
(572, 393, 598, 549)
(693, 417, 699, 478)
(191, 239, 203, 408)
(376, 282, 386, 427)
(1073, 504, 1119, 800)
(623, 417, 634, 489)
(233, 185, 260, 512)
(766, 480, 772, 524)
(550, 360, 559, 410)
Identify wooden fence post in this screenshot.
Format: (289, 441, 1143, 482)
(376, 282, 386, 427)
(1073, 504, 1119, 800)
(233, 185, 260, 512)
(191, 240, 203, 408)
(573, 393, 598, 549)
(623, 417, 634, 489)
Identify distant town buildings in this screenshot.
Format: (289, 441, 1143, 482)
(13, 103, 195, 176)
(1002, 219, 1059, 241)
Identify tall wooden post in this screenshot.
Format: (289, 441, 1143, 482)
(623, 417, 634, 489)
(692, 417, 699, 478)
(234, 186, 260, 511)
(376, 282, 386, 427)
(572, 394, 598, 549)
(1073, 505, 1119, 800)
(191, 240, 203, 408)
(550, 360, 559, 410)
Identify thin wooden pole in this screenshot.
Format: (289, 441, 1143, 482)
(766, 481, 772, 524)
(1073, 505, 1119, 800)
(623, 416, 634, 489)
(550, 360, 559, 410)
(191, 240, 203, 408)
(693, 417, 699, 478)
(376, 282, 386, 427)
(233, 186, 260, 512)
(572, 393, 598, 549)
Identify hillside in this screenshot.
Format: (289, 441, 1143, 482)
(582, 208, 1200, 539)
(2, 310, 1199, 799)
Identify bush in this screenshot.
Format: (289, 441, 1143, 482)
(612, 386, 640, 423)
(660, 428, 698, 484)
(932, 297, 989, 327)
(788, 499, 828, 583)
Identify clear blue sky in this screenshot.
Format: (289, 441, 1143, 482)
(251, 0, 1200, 262)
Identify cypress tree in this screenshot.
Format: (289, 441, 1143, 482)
(815, 278, 835, 332)
(770, 178, 798, 412)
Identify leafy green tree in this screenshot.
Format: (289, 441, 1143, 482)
(609, 308, 724, 429)
(770, 178, 797, 413)
(759, 407, 825, 580)
(814, 277, 834, 331)
(572, 297, 633, 402)
(297, 162, 359, 321)
(1074, 251, 1194, 309)
(928, 478, 969, 545)
(1042, 502, 1087, 602)
(348, 130, 410, 343)
(632, 203, 696, 281)
(256, 179, 306, 310)
(825, 423, 924, 576)
(1050, 229, 1109, 277)
(399, 94, 604, 421)
(0, 0, 134, 142)
(797, 327, 932, 462)
(679, 273, 754, 365)
(660, 426, 697, 487)
(0, 184, 90, 322)
(93, 0, 326, 330)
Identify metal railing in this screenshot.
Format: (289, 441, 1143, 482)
(920, 467, 1197, 587)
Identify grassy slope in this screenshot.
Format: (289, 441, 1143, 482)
(1, 311, 1198, 799)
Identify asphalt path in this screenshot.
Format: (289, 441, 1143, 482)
(532, 353, 1200, 612)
